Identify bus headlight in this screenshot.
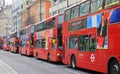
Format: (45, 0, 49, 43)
(57, 53, 60, 56)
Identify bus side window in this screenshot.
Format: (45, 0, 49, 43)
(90, 34, 96, 51)
(80, 1, 90, 16)
(79, 35, 89, 51)
(69, 36, 78, 49)
(65, 9, 71, 21)
(52, 38, 56, 49)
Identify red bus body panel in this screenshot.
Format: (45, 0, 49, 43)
(62, 4, 120, 74)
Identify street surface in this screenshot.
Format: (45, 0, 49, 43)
(0, 50, 101, 74)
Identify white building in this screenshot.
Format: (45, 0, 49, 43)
(3, 5, 12, 34)
(68, 0, 82, 7)
(0, 0, 12, 36)
(12, 0, 22, 32)
(49, 0, 67, 16)
(49, 0, 82, 16)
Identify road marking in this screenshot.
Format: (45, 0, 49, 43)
(43, 62, 57, 67)
(64, 68, 81, 74)
(0, 59, 19, 74)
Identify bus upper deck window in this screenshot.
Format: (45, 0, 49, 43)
(80, 1, 90, 16)
(90, 0, 103, 13)
(65, 9, 70, 21)
(71, 6, 79, 19)
(105, 0, 120, 8)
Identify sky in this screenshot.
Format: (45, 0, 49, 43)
(5, 0, 12, 5)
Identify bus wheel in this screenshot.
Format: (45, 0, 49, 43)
(71, 56, 76, 69)
(36, 53, 38, 59)
(47, 54, 51, 62)
(26, 50, 27, 55)
(108, 60, 120, 74)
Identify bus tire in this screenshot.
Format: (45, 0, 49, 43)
(71, 55, 76, 69)
(26, 50, 27, 55)
(108, 60, 120, 74)
(47, 54, 51, 62)
(36, 52, 38, 59)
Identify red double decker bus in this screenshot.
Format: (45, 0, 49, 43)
(62, 0, 120, 74)
(2, 35, 10, 51)
(19, 25, 34, 56)
(0, 36, 5, 49)
(34, 14, 63, 62)
(0, 36, 3, 49)
(6, 34, 11, 51)
(9, 31, 19, 53)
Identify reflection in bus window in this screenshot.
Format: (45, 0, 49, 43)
(90, 0, 103, 13)
(65, 9, 70, 21)
(79, 35, 89, 51)
(90, 35, 96, 51)
(105, 0, 120, 8)
(71, 6, 79, 19)
(69, 36, 78, 49)
(80, 1, 90, 16)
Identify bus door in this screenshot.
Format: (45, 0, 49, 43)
(66, 36, 78, 64)
(77, 34, 97, 66)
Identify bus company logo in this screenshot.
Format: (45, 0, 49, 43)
(90, 54, 95, 62)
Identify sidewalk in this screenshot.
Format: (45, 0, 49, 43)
(0, 59, 19, 74)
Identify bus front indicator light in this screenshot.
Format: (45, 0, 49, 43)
(57, 53, 60, 56)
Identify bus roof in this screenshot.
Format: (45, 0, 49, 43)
(34, 13, 63, 26)
(19, 24, 33, 31)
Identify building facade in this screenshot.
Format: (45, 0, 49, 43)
(21, 0, 51, 28)
(3, 5, 12, 34)
(68, 0, 82, 7)
(12, 0, 22, 32)
(49, 0, 82, 16)
(0, 0, 12, 36)
(49, 0, 67, 16)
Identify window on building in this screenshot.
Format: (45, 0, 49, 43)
(53, 11, 57, 16)
(59, 0, 66, 3)
(80, 1, 90, 16)
(90, 0, 103, 13)
(71, 6, 79, 19)
(58, 8, 65, 14)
